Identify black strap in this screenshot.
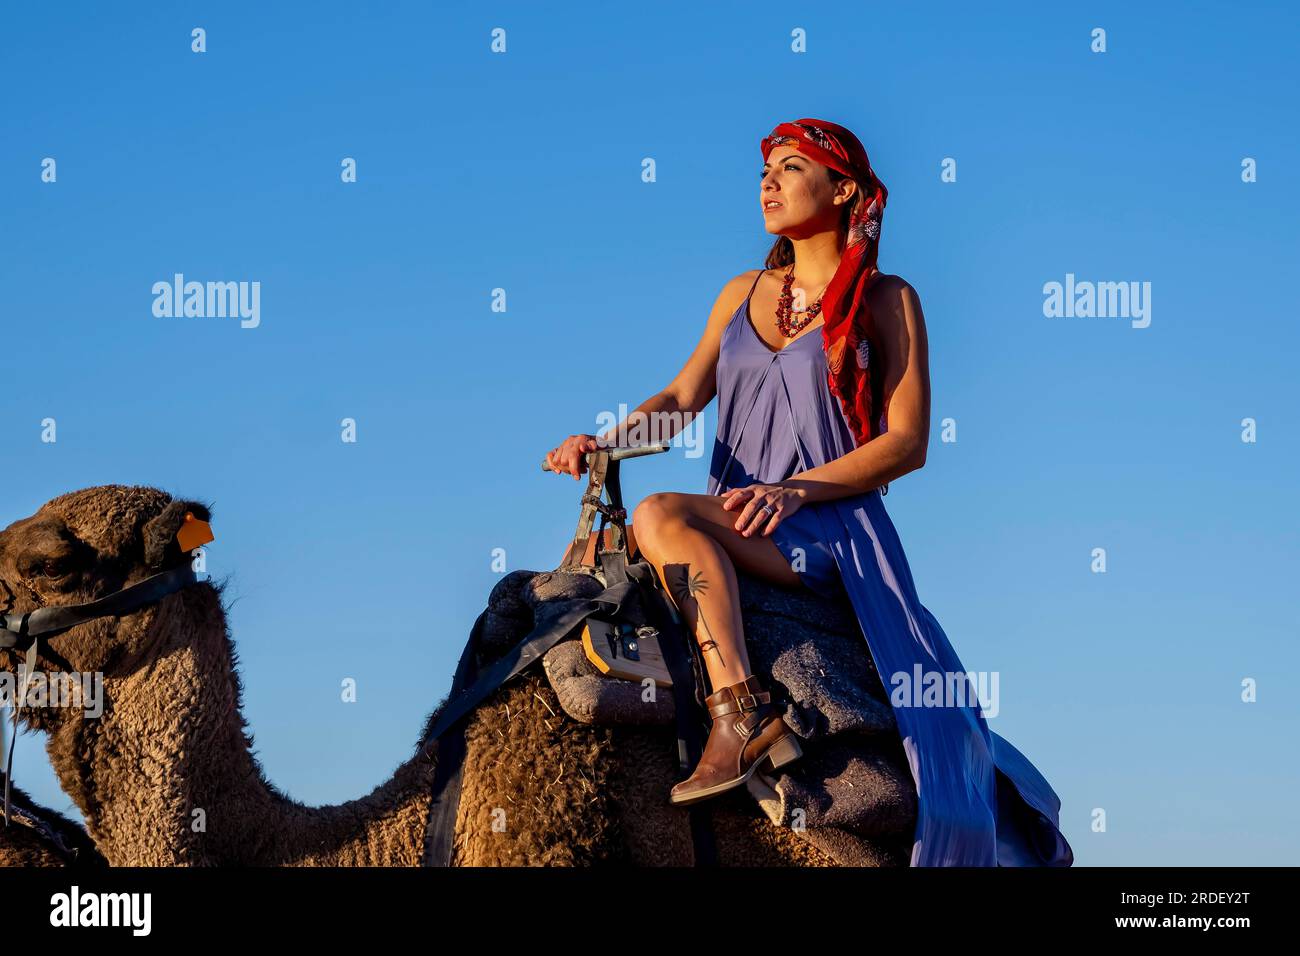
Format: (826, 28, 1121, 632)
(599, 545, 628, 587)
(422, 607, 490, 867)
(418, 581, 643, 759)
(0, 565, 198, 648)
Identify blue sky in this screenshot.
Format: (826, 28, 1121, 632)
(2, 1, 1297, 866)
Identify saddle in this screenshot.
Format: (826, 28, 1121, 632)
(419, 442, 720, 866)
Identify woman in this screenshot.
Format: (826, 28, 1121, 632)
(545, 118, 1072, 866)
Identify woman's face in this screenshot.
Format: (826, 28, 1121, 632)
(760, 145, 855, 239)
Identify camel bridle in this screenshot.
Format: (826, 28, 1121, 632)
(1, 564, 202, 831)
(0, 564, 199, 659)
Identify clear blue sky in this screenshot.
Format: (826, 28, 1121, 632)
(2, 1, 1297, 866)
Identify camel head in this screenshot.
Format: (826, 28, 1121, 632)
(0, 484, 214, 732)
(0, 484, 442, 867)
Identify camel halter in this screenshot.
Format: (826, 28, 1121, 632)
(0, 564, 202, 828)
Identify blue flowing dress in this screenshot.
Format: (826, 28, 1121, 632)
(707, 269, 1074, 867)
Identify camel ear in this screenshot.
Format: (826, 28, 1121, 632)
(143, 500, 213, 570)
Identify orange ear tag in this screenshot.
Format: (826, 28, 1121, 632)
(176, 512, 215, 552)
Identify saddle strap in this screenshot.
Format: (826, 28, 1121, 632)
(418, 580, 644, 759)
(421, 606, 489, 868)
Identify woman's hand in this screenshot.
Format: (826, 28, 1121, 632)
(722, 483, 805, 537)
(545, 434, 601, 480)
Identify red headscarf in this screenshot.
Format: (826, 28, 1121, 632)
(760, 118, 889, 448)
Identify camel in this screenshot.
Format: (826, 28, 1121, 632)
(0, 774, 106, 868)
(0, 485, 913, 866)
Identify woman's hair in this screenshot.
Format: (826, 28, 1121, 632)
(763, 167, 869, 269)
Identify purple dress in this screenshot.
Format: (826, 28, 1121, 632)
(707, 269, 1074, 867)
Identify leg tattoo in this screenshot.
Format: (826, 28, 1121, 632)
(666, 566, 725, 669)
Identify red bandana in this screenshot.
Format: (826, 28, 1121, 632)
(760, 118, 889, 448)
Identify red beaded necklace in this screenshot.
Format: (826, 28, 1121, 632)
(775, 266, 831, 338)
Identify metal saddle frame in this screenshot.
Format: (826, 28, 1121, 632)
(419, 441, 718, 866)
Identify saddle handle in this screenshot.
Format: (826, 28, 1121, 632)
(550, 441, 661, 576)
(540, 440, 671, 472)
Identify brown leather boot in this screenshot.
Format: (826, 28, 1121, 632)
(669, 673, 803, 806)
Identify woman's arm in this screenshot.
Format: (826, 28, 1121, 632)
(594, 271, 760, 445)
(548, 271, 758, 477)
(781, 276, 931, 503)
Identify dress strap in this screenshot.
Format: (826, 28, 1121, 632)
(745, 269, 765, 303)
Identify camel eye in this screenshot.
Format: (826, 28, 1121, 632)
(41, 557, 69, 578)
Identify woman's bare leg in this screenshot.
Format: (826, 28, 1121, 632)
(630, 492, 802, 690)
